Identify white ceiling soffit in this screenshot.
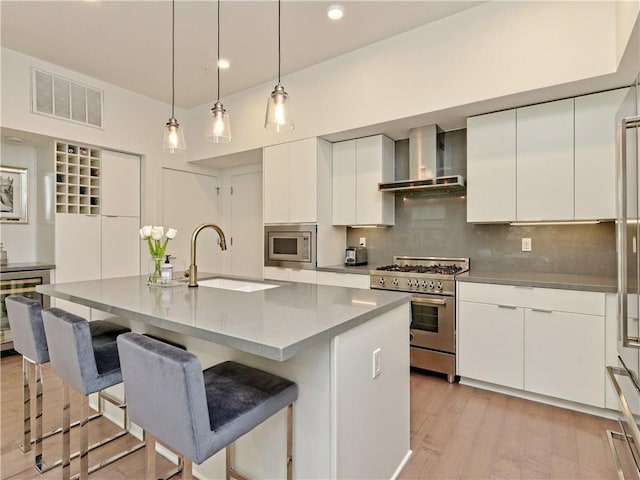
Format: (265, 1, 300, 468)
(0, 1, 483, 109)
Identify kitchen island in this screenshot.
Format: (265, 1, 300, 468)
(37, 275, 411, 479)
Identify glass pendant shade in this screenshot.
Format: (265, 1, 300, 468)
(265, 84, 294, 132)
(162, 117, 186, 153)
(205, 102, 232, 143)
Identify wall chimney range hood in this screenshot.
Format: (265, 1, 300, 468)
(378, 125, 466, 194)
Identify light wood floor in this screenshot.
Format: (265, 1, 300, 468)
(1, 354, 619, 479)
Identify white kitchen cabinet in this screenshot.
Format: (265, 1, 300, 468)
(575, 88, 631, 220)
(101, 216, 141, 279)
(524, 308, 605, 407)
(458, 300, 524, 389)
(516, 98, 575, 221)
(332, 135, 394, 226)
(263, 143, 289, 224)
(54, 213, 101, 283)
(263, 266, 317, 284)
(316, 271, 370, 289)
(457, 281, 607, 408)
(466, 110, 516, 223)
(263, 138, 325, 224)
(101, 150, 140, 217)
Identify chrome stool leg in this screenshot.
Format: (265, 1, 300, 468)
(62, 383, 71, 480)
(19, 356, 32, 453)
(33, 363, 45, 471)
(287, 403, 293, 480)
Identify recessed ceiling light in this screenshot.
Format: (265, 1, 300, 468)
(5, 136, 24, 144)
(218, 59, 230, 69)
(327, 5, 344, 20)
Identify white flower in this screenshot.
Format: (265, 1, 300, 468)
(139, 225, 152, 239)
(166, 228, 178, 239)
(151, 226, 164, 241)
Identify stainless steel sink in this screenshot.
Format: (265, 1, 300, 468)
(197, 278, 280, 292)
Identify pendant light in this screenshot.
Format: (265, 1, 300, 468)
(264, 0, 294, 132)
(205, 0, 231, 143)
(162, 0, 186, 153)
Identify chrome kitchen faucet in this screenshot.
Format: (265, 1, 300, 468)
(188, 223, 227, 287)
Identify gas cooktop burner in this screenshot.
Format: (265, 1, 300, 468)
(376, 264, 465, 275)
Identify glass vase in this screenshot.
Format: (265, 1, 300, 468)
(148, 255, 164, 284)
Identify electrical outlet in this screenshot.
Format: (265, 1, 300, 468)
(372, 348, 381, 378)
(522, 238, 532, 252)
(359, 237, 366, 247)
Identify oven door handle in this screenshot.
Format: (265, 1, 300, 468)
(412, 297, 446, 306)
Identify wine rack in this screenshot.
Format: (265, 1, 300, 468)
(55, 141, 101, 214)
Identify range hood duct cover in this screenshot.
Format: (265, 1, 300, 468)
(379, 124, 466, 194)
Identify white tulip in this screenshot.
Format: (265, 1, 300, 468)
(139, 225, 152, 239)
(166, 228, 177, 239)
(151, 226, 164, 240)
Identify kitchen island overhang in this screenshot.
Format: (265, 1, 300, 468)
(37, 276, 412, 479)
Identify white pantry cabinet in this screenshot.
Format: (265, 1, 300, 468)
(466, 110, 516, 223)
(332, 135, 394, 226)
(516, 98, 575, 221)
(333, 135, 395, 225)
(457, 282, 606, 407)
(263, 138, 330, 224)
(101, 150, 141, 217)
(54, 145, 141, 284)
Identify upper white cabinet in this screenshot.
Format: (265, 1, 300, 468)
(101, 150, 141, 217)
(516, 98, 574, 221)
(332, 135, 395, 226)
(574, 88, 631, 220)
(263, 138, 330, 224)
(466, 110, 516, 223)
(466, 87, 631, 222)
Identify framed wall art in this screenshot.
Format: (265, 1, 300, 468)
(0, 166, 28, 223)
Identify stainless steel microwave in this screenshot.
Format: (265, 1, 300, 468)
(264, 224, 316, 269)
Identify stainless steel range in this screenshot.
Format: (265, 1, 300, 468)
(370, 256, 469, 383)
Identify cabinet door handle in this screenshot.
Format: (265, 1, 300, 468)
(531, 308, 553, 313)
(497, 304, 517, 309)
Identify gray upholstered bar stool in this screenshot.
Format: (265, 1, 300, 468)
(117, 332, 299, 480)
(41, 307, 145, 480)
(5, 295, 130, 474)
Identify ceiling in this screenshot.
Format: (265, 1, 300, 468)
(1, 0, 483, 109)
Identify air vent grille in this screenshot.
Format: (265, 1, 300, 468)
(32, 68, 103, 128)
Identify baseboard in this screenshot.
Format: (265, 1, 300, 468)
(459, 377, 618, 420)
(391, 450, 413, 480)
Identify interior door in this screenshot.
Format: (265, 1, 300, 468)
(162, 168, 220, 277)
(230, 171, 262, 278)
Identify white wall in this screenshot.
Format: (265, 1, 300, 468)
(1, 47, 221, 262)
(186, 1, 621, 160)
(0, 142, 37, 262)
(617, 0, 640, 65)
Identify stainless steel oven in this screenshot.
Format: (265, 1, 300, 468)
(370, 256, 468, 383)
(264, 224, 316, 269)
(409, 293, 455, 382)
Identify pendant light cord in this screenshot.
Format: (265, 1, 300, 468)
(217, 0, 221, 102)
(277, 0, 281, 84)
(171, 0, 176, 119)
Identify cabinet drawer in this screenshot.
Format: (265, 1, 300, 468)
(458, 282, 605, 315)
(316, 271, 369, 289)
(529, 288, 604, 316)
(458, 282, 533, 307)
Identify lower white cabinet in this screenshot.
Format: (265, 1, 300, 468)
(263, 266, 317, 284)
(457, 282, 606, 407)
(524, 308, 604, 407)
(316, 271, 370, 289)
(458, 301, 524, 389)
(55, 214, 102, 283)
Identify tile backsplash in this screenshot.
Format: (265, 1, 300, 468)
(346, 129, 616, 277)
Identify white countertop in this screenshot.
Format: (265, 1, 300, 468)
(37, 275, 410, 361)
